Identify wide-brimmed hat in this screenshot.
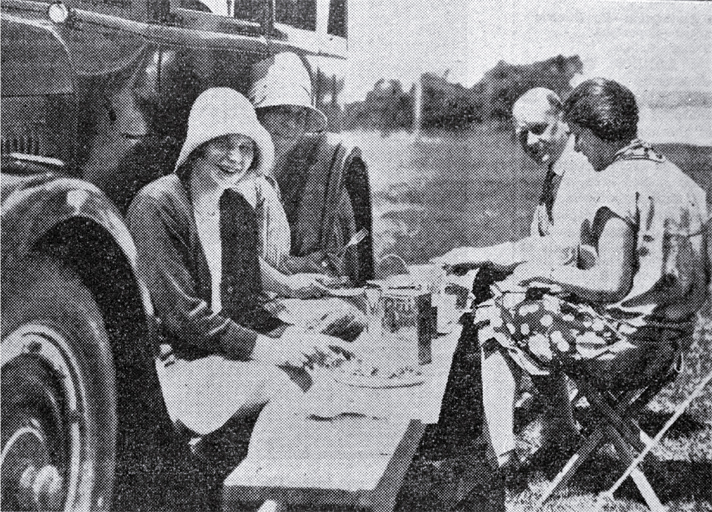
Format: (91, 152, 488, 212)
(248, 52, 327, 133)
(175, 87, 275, 175)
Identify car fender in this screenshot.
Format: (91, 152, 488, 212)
(1, 170, 153, 318)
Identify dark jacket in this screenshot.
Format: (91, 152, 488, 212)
(276, 133, 373, 284)
(126, 173, 283, 361)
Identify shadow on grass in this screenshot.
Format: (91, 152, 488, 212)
(599, 460, 712, 505)
(574, 407, 709, 440)
(395, 455, 506, 512)
(527, 443, 712, 506)
(637, 409, 710, 439)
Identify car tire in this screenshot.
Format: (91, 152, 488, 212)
(1, 255, 116, 511)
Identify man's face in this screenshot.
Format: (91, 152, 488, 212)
(513, 106, 569, 165)
(257, 105, 308, 160)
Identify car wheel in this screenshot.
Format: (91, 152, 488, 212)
(1, 255, 116, 511)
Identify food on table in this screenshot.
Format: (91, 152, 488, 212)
(316, 355, 424, 388)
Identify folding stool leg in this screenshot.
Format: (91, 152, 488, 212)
(597, 390, 659, 458)
(628, 419, 662, 457)
(598, 385, 667, 460)
(620, 375, 679, 461)
(534, 428, 605, 510)
(579, 381, 647, 453)
(583, 382, 669, 479)
(606, 425, 666, 512)
(537, 384, 627, 509)
(537, 381, 660, 509)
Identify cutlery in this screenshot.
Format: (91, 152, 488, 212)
(336, 228, 369, 257)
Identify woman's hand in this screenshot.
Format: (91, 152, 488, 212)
(279, 327, 355, 367)
(434, 242, 519, 271)
(281, 273, 326, 299)
(513, 261, 565, 295)
(251, 334, 310, 368)
(434, 246, 484, 267)
(513, 261, 553, 286)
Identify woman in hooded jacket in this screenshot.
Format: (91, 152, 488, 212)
(127, 88, 347, 436)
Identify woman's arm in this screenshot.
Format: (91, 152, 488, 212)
(260, 257, 290, 295)
(517, 208, 635, 303)
(127, 194, 259, 360)
(259, 257, 325, 299)
(435, 237, 547, 270)
(251, 333, 309, 367)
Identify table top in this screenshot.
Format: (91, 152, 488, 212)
(222, 324, 463, 510)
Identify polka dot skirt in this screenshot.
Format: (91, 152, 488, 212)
(485, 293, 622, 371)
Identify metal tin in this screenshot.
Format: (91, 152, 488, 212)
(380, 288, 433, 365)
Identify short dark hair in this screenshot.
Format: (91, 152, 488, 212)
(563, 78, 638, 142)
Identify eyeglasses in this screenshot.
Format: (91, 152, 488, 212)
(261, 106, 308, 137)
(517, 122, 549, 139)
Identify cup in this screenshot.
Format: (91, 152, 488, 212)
(427, 264, 448, 296)
(434, 292, 458, 333)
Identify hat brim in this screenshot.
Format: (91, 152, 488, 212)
(256, 102, 327, 133)
(175, 115, 275, 176)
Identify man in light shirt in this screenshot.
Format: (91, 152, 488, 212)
(436, 87, 595, 270)
(433, 88, 596, 502)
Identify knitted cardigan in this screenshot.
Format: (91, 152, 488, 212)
(127, 172, 283, 361)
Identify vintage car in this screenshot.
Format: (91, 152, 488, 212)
(1, 0, 372, 509)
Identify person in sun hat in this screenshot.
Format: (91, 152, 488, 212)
(249, 52, 328, 157)
(126, 87, 353, 440)
(249, 52, 373, 285)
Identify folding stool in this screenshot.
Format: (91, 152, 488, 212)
(535, 355, 683, 512)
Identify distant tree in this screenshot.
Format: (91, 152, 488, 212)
(479, 55, 584, 123)
(342, 54, 584, 131)
(420, 73, 483, 130)
(343, 79, 412, 132)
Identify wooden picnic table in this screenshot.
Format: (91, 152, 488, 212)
(222, 323, 463, 512)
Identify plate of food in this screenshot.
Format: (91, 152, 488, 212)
(329, 358, 425, 388)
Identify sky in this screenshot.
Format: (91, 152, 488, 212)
(344, 0, 712, 103)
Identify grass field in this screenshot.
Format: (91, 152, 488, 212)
(344, 128, 712, 511)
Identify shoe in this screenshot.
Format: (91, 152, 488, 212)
(513, 392, 543, 434)
(438, 451, 499, 510)
(498, 452, 529, 495)
(454, 480, 507, 512)
(524, 433, 583, 477)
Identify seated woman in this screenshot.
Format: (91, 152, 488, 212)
(231, 165, 365, 340)
(250, 52, 371, 284)
(478, 78, 709, 476)
(126, 87, 349, 436)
